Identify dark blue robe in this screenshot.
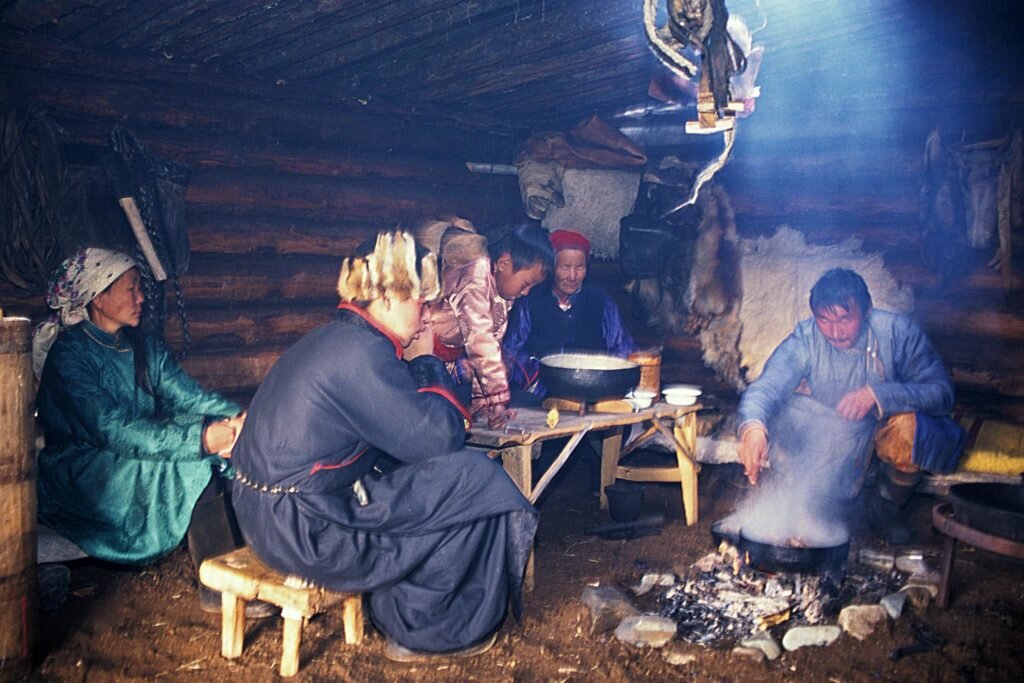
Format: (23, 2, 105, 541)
(504, 285, 634, 393)
(231, 305, 537, 652)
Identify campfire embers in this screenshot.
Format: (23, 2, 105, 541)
(656, 541, 903, 648)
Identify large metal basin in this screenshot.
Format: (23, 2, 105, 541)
(539, 353, 640, 403)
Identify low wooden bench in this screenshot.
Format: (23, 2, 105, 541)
(199, 546, 363, 677)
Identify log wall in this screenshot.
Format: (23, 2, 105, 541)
(3, 1, 1023, 421)
(0, 29, 524, 400)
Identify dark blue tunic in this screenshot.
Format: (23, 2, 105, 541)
(231, 306, 537, 652)
(504, 284, 634, 392)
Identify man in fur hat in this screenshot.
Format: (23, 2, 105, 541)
(230, 231, 538, 661)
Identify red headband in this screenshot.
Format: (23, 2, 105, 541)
(549, 229, 590, 255)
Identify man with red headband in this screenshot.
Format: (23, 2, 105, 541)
(504, 229, 634, 396)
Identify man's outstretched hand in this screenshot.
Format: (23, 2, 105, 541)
(739, 426, 769, 486)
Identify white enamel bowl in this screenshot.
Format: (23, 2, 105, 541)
(625, 389, 657, 410)
(662, 384, 702, 406)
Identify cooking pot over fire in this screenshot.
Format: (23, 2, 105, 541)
(539, 353, 641, 404)
(739, 529, 850, 577)
(711, 520, 850, 576)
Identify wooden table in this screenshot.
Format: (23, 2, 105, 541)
(467, 402, 702, 589)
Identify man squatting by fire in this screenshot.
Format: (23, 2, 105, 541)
(230, 232, 538, 662)
(736, 268, 967, 544)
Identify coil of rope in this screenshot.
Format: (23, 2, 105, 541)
(0, 106, 67, 292)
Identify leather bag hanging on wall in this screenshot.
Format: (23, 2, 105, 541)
(619, 187, 675, 280)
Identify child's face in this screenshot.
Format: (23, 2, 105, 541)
(493, 254, 547, 300)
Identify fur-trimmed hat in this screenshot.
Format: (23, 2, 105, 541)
(337, 231, 440, 303)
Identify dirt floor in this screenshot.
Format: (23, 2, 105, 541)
(29, 456, 1024, 683)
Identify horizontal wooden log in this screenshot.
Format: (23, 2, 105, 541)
(184, 167, 515, 222)
(180, 347, 286, 395)
(162, 302, 333, 351)
(917, 303, 1024, 342)
(186, 216, 386, 257)
(127, 133, 516, 187)
(951, 368, 1024, 398)
(176, 253, 341, 303)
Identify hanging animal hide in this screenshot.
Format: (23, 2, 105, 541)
(630, 206, 914, 391)
(0, 106, 68, 291)
(705, 228, 914, 389)
(625, 183, 737, 335)
(919, 127, 1022, 289)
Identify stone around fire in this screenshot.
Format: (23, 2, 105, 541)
(581, 585, 639, 634)
(741, 631, 782, 660)
(615, 615, 679, 648)
(838, 604, 889, 641)
(781, 625, 842, 651)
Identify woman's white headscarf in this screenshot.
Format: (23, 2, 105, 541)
(32, 247, 138, 378)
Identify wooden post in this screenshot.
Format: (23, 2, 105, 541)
(0, 317, 37, 680)
(341, 596, 363, 645)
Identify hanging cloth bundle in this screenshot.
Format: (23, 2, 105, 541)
(109, 125, 193, 357)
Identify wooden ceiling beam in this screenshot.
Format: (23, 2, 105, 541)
(0, 0, 81, 29)
(256, 0, 527, 80)
(445, 48, 654, 116)
(405, 34, 651, 106)
(70, 0, 165, 46)
(336, 2, 640, 99)
(171, 0, 387, 65)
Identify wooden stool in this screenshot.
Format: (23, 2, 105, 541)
(199, 546, 363, 677)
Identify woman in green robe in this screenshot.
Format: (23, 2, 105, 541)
(34, 248, 245, 569)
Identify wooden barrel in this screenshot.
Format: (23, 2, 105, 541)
(0, 317, 37, 680)
(628, 347, 663, 395)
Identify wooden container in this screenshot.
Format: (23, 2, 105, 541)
(0, 317, 37, 680)
(628, 348, 663, 396)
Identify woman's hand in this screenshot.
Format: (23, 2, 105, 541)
(203, 413, 246, 457)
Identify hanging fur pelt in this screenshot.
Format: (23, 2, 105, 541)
(630, 205, 913, 390)
(701, 228, 914, 390)
(626, 183, 738, 334)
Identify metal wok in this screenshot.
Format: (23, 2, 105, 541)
(949, 483, 1024, 542)
(709, 520, 850, 576)
(738, 529, 850, 576)
(539, 353, 640, 404)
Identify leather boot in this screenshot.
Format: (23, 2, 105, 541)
(868, 465, 923, 545)
(188, 491, 277, 619)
